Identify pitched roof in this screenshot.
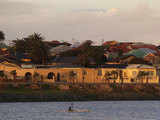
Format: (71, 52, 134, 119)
(50, 45, 72, 55)
(0, 56, 21, 66)
(0, 43, 8, 48)
(120, 55, 151, 65)
(124, 48, 157, 58)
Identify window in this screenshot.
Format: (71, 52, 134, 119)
(82, 70, 87, 75)
(131, 78, 135, 83)
(47, 72, 55, 79)
(25, 72, 32, 81)
(56, 73, 60, 82)
(149, 71, 154, 76)
(123, 72, 128, 79)
(97, 69, 102, 76)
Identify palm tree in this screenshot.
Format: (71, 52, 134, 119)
(11, 33, 50, 64)
(69, 71, 77, 84)
(137, 71, 149, 84)
(104, 72, 110, 84)
(33, 72, 41, 83)
(0, 71, 5, 82)
(119, 70, 123, 85)
(0, 71, 5, 78)
(82, 70, 87, 84)
(28, 33, 50, 64)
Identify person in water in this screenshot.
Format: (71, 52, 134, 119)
(68, 106, 73, 112)
(68, 103, 74, 112)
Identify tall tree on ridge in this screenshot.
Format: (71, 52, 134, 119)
(12, 33, 50, 64)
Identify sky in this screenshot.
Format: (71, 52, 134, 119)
(1, 0, 160, 45)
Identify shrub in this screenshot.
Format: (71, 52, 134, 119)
(41, 84, 50, 89)
(18, 84, 25, 89)
(0, 71, 4, 78)
(5, 84, 14, 89)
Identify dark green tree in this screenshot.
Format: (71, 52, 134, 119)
(0, 31, 5, 41)
(27, 33, 50, 64)
(69, 70, 77, 83)
(61, 40, 106, 67)
(76, 40, 93, 67)
(12, 33, 50, 64)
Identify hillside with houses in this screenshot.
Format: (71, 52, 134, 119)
(0, 32, 160, 101)
(0, 32, 160, 85)
(1, 37, 160, 67)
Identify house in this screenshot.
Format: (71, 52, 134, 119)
(101, 64, 158, 84)
(124, 48, 158, 64)
(0, 57, 158, 84)
(49, 45, 72, 56)
(32, 64, 158, 84)
(124, 64, 158, 84)
(0, 56, 34, 79)
(119, 55, 151, 64)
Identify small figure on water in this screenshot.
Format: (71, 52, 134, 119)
(68, 103, 74, 112)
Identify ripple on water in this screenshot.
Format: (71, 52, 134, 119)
(0, 101, 160, 120)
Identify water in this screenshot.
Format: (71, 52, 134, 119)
(0, 101, 160, 120)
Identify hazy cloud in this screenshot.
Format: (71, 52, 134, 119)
(1, 1, 160, 45)
(0, 0, 38, 16)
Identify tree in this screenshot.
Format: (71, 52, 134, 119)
(137, 71, 150, 84)
(77, 54, 90, 67)
(0, 71, 5, 81)
(11, 33, 50, 64)
(0, 31, 5, 41)
(77, 45, 106, 66)
(69, 71, 77, 84)
(60, 40, 106, 66)
(82, 70, 87, 84)
(119, 70, 123, 85)
(0, 71, 5, 78)
(89, 46, 106, 65)
(27, 33, 50, 64)
(12, 39, 26, 54)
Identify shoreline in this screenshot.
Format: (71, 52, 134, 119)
(1, 98, 160, 103)
(0, 84, 160, 102)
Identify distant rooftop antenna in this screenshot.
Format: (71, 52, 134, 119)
(72, 38, 76, 43)
(101, 38, 104, 45)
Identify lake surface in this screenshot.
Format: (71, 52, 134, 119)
(0, 101, 160, 120)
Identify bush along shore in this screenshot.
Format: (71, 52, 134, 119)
(0, 83, 160, 102)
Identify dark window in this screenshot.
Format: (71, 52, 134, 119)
(131, 78, 134, 83)
(56, 73, 60, 82)
(47, 72, 55, 79)
(25, 72, 32, 81)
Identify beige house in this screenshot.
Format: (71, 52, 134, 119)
(0, 62, 159, 84)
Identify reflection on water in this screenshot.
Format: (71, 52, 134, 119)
(0, 101, 159, 120)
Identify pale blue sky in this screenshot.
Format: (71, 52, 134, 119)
(1, 0, 160, 45)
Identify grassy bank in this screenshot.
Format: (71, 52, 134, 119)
(0, 83, 160, 102)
